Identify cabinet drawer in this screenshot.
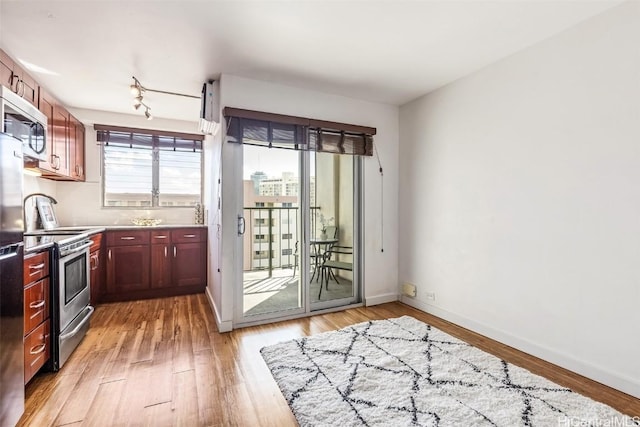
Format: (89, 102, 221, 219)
(24, 251, 50, 285)
(171, 228, 205, 243)
(150, 230, 171, 244)
(24, 319, 51, 384)
(107, 230, 150, 246)
(24, 278, 50, 335)
(90, 232, 103, 252)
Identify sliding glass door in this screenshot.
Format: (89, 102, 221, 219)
(240, 144, 304, 320)
(238, 146, 361, 323)
(309, 151, 360, 310)
(227, 111, 370, 325)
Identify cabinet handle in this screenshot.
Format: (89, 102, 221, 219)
(120, 237, 136, 240)
(95, 254, 99, 268)
(29, 300, 45, 309)
(29, 263, 46, 270)
(18, 79, 25, 98)
(30, 344, 46, 355)
(154, 235, 167, 239)
(108, 249, 112, 261)
(173, 246, 177, 258)
(164, 246, 168, 258)
(183, 234, 196, 238)
(75, 164, 80, 176)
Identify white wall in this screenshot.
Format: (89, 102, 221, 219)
(214, 74, 399, 327)
(53, 109, 201, 226)
(399, 1, 640, 398)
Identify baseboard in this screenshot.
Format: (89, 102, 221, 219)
(365, 292, 398, 306)
(400, 296, 640, 399)
(205, 286, 233, 333)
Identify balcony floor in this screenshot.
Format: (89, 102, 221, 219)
(243, 267, 353, 317)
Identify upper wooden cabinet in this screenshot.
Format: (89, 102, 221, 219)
(0, 50, 37, 106)
(69, 115, 85, 181)
(1, 48, 85, 181)
(37, 89, 85, 181)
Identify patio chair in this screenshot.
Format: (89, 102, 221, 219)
(319, 245, 352, 298)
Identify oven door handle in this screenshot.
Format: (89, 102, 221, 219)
(59, 306, 95, 340)
(61, 241, 93, 257)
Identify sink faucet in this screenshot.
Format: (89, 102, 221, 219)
(23, 193, 58, 232)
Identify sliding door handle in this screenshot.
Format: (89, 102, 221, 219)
(238, 215, 246, 236)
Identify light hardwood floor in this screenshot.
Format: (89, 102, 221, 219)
(19, 294, 639, 426)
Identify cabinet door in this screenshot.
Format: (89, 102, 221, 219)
(24, 278, 50, 336)
(90, 249, 102, 305)
(70, 116, 85, 181)
(24, 319, 50, 384)
(106, 245, 150, 293)
(11, 63, 37, 106)
(38, 90, 57, 173)
(151, 244, 172, 288)
(172, 242, 206, 287)
(0, 50, 14, 88)
(52, 103, 70, 176)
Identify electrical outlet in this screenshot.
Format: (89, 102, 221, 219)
(401, 283, 417, 297)
(426, 292, 436, 302)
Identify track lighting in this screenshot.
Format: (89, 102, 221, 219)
(129, 76, 199, 120)
(132, 96, 144, 110)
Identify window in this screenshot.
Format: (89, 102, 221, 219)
(255, 202, 265, 207)
(282, 248, 292, 256)
(255, 218, 266, 225)
(254, 250, 274, 259)
(96, 125, 203, 208)
(282, 233, 293, 240)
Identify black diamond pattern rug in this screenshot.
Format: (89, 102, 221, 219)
(260, 316, 638, 426)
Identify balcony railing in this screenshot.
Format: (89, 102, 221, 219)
(242, 206, 320, 275)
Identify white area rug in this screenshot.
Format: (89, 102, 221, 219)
(261, 316, 638, 426)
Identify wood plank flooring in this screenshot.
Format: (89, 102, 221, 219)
(19, 294, 639, 426)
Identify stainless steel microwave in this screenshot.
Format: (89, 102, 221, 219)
(0, 85, 47, 162)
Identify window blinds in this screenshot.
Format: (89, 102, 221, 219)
(94, 125, 204, 152)
(223, 107, 375, 156)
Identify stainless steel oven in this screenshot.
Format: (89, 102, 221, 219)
(56, 237, 94, 368)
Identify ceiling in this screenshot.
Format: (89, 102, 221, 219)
(0, 0, 621, 123)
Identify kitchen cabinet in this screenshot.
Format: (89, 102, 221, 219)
(69, 115, 86, 181)
(38, 89, 86, 181)
(0, 49, 38, 106)
(106, 231, 150, 295)
(171, 229, 207, 287)
(0, 49, 13, 88)
(89, 233, 104, 305)
(151, 230, 172, 289)
(38, 88, 71, 177)
(0, 47, 86, 181)
(104, 227, 207, 302)
(23, 250, 52, 384)
(51, 102, 71, 176)
(151, 229, 207, 288)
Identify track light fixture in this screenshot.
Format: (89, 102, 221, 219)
(129, 76, 199, 121)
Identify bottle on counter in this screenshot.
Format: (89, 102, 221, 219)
(194, 202, 204, 225)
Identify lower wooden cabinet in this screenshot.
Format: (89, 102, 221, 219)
(23, 249, 51, 384)
(173, 241, 206, 287)
(106, 245, 150, 294)
(89, 233, 103, 306)
(24, 320, 51, 384)
(103, 227, 206, 302)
